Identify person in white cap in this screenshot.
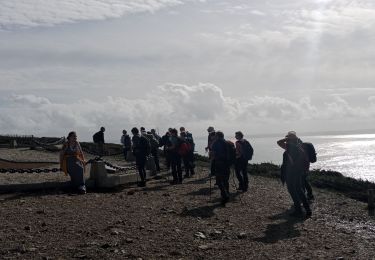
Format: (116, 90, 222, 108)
(277, 131, 312, 218)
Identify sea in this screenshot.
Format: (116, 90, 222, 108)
(192, 133, 375, 183)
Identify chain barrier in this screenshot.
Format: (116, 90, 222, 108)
(32, 137, 65, 146)
(81, 147, 124, 157)
(102, 159, 138, 174)
(0, 167, 61, 174)
(0, 156, 136, 174)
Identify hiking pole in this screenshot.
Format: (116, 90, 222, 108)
(209, 172, 212, 201)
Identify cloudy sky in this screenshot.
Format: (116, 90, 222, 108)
(1, 0, 375, 141)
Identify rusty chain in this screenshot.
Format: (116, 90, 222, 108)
(0, 157, 136, 174)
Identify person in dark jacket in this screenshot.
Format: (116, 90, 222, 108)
(146, 131, 161, 172)
(160, 129, 172, 172)
(131, 127, 150, 187)
(211, 131, 231, 205)
(277, 131, 312, 218)
(93, 126, 105, 156)
(120, 130, 132, 160)
(234, 131, 250, 192)
(167, 128, 183, 184)
(180, 131, 195, 178)
(205, 126, 216, 177)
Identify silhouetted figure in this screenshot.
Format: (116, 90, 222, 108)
(211, 131, 231, 205)
(167, 128, 183, 184)
(205, 126, 216, 177)
(234, 131, 253, 192)
(131, 127, 150, 187)
(277, 131, 312, 218)
(93, 126, 105, 156)
(120, 130, 132, 160)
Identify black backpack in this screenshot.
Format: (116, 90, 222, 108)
(226, 140, 236, 166)
(92, 132, 100, 143)
(241, 140, 254, 161)
(302, 142, 317, 163)
(136, 136, 151, 156)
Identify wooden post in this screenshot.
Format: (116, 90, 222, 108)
(369, 189, 375, 209)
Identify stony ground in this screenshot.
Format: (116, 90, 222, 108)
(0, 148, 374, 259)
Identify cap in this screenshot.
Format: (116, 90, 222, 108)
(285, 131, 297, 139)
(207, 126, 215, 132)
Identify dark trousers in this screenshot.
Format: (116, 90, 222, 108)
(303, 173, 313, 198)
(210, 159, 216, 176)
(123, 148, 130, 160)
(286, 172, 310, 213)
(151, 149, 161, 171)
(96, 142, 104, 156)
(135, 155, 147, 182)
(235, 158, 248, 191)
(164, 149, 171, 171)
(171, 153, 182, 183)
(182, 151, 195, 177)
(214, 161, 230, 200)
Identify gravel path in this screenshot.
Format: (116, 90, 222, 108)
(0, 159, 374, 259)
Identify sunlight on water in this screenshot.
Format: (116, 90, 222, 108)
(313, 138, 375, 182)
(194, 133, 375, 183)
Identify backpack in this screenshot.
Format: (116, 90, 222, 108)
(225, 140, 236, 166)
(185, 132, 195, 150)
(177, 138, 191, 157)
(140, 136, 151, 156)
(302, 142, 317, 163)
(147, 135, 159, 151)
(92, 132, 100, 143)
(240, 139, 254, 161)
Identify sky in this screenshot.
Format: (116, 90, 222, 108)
(1, 0, 375, 142)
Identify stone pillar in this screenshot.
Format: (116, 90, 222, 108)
(89, 161, 107, 188)
(146, 156, 157, 176)
(369, 189, 375, 209)
(9, 139, 17, 149)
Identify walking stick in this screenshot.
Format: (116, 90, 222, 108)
(209, 172, 212, 201)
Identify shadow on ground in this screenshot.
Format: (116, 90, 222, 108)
(253, 210, 304, 244)
(180, 203, 223, 218)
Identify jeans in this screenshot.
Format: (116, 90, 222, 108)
(235, 157, 248, 190)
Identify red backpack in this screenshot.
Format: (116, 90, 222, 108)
(178, 141, 191, 156)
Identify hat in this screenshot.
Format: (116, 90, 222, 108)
(207, 126, 215, 132)
(285, 131, 297, 139)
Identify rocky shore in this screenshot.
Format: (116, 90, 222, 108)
(0, 148, 374, 259)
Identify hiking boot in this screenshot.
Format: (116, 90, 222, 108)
(305, 209, 312, 218)
(137, 181, 146, 187)
(221, 197, 229, 206)
(78, 185, 86, 195)
(170, 180, 178, 185)
(307, 194, 315, 201)
(78, 189, 86, 195)
(289, 210, 303, 218)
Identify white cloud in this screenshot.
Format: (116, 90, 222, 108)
(1, 83, 375, 140)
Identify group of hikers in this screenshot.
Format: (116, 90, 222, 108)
(60, 126, 316, 218)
